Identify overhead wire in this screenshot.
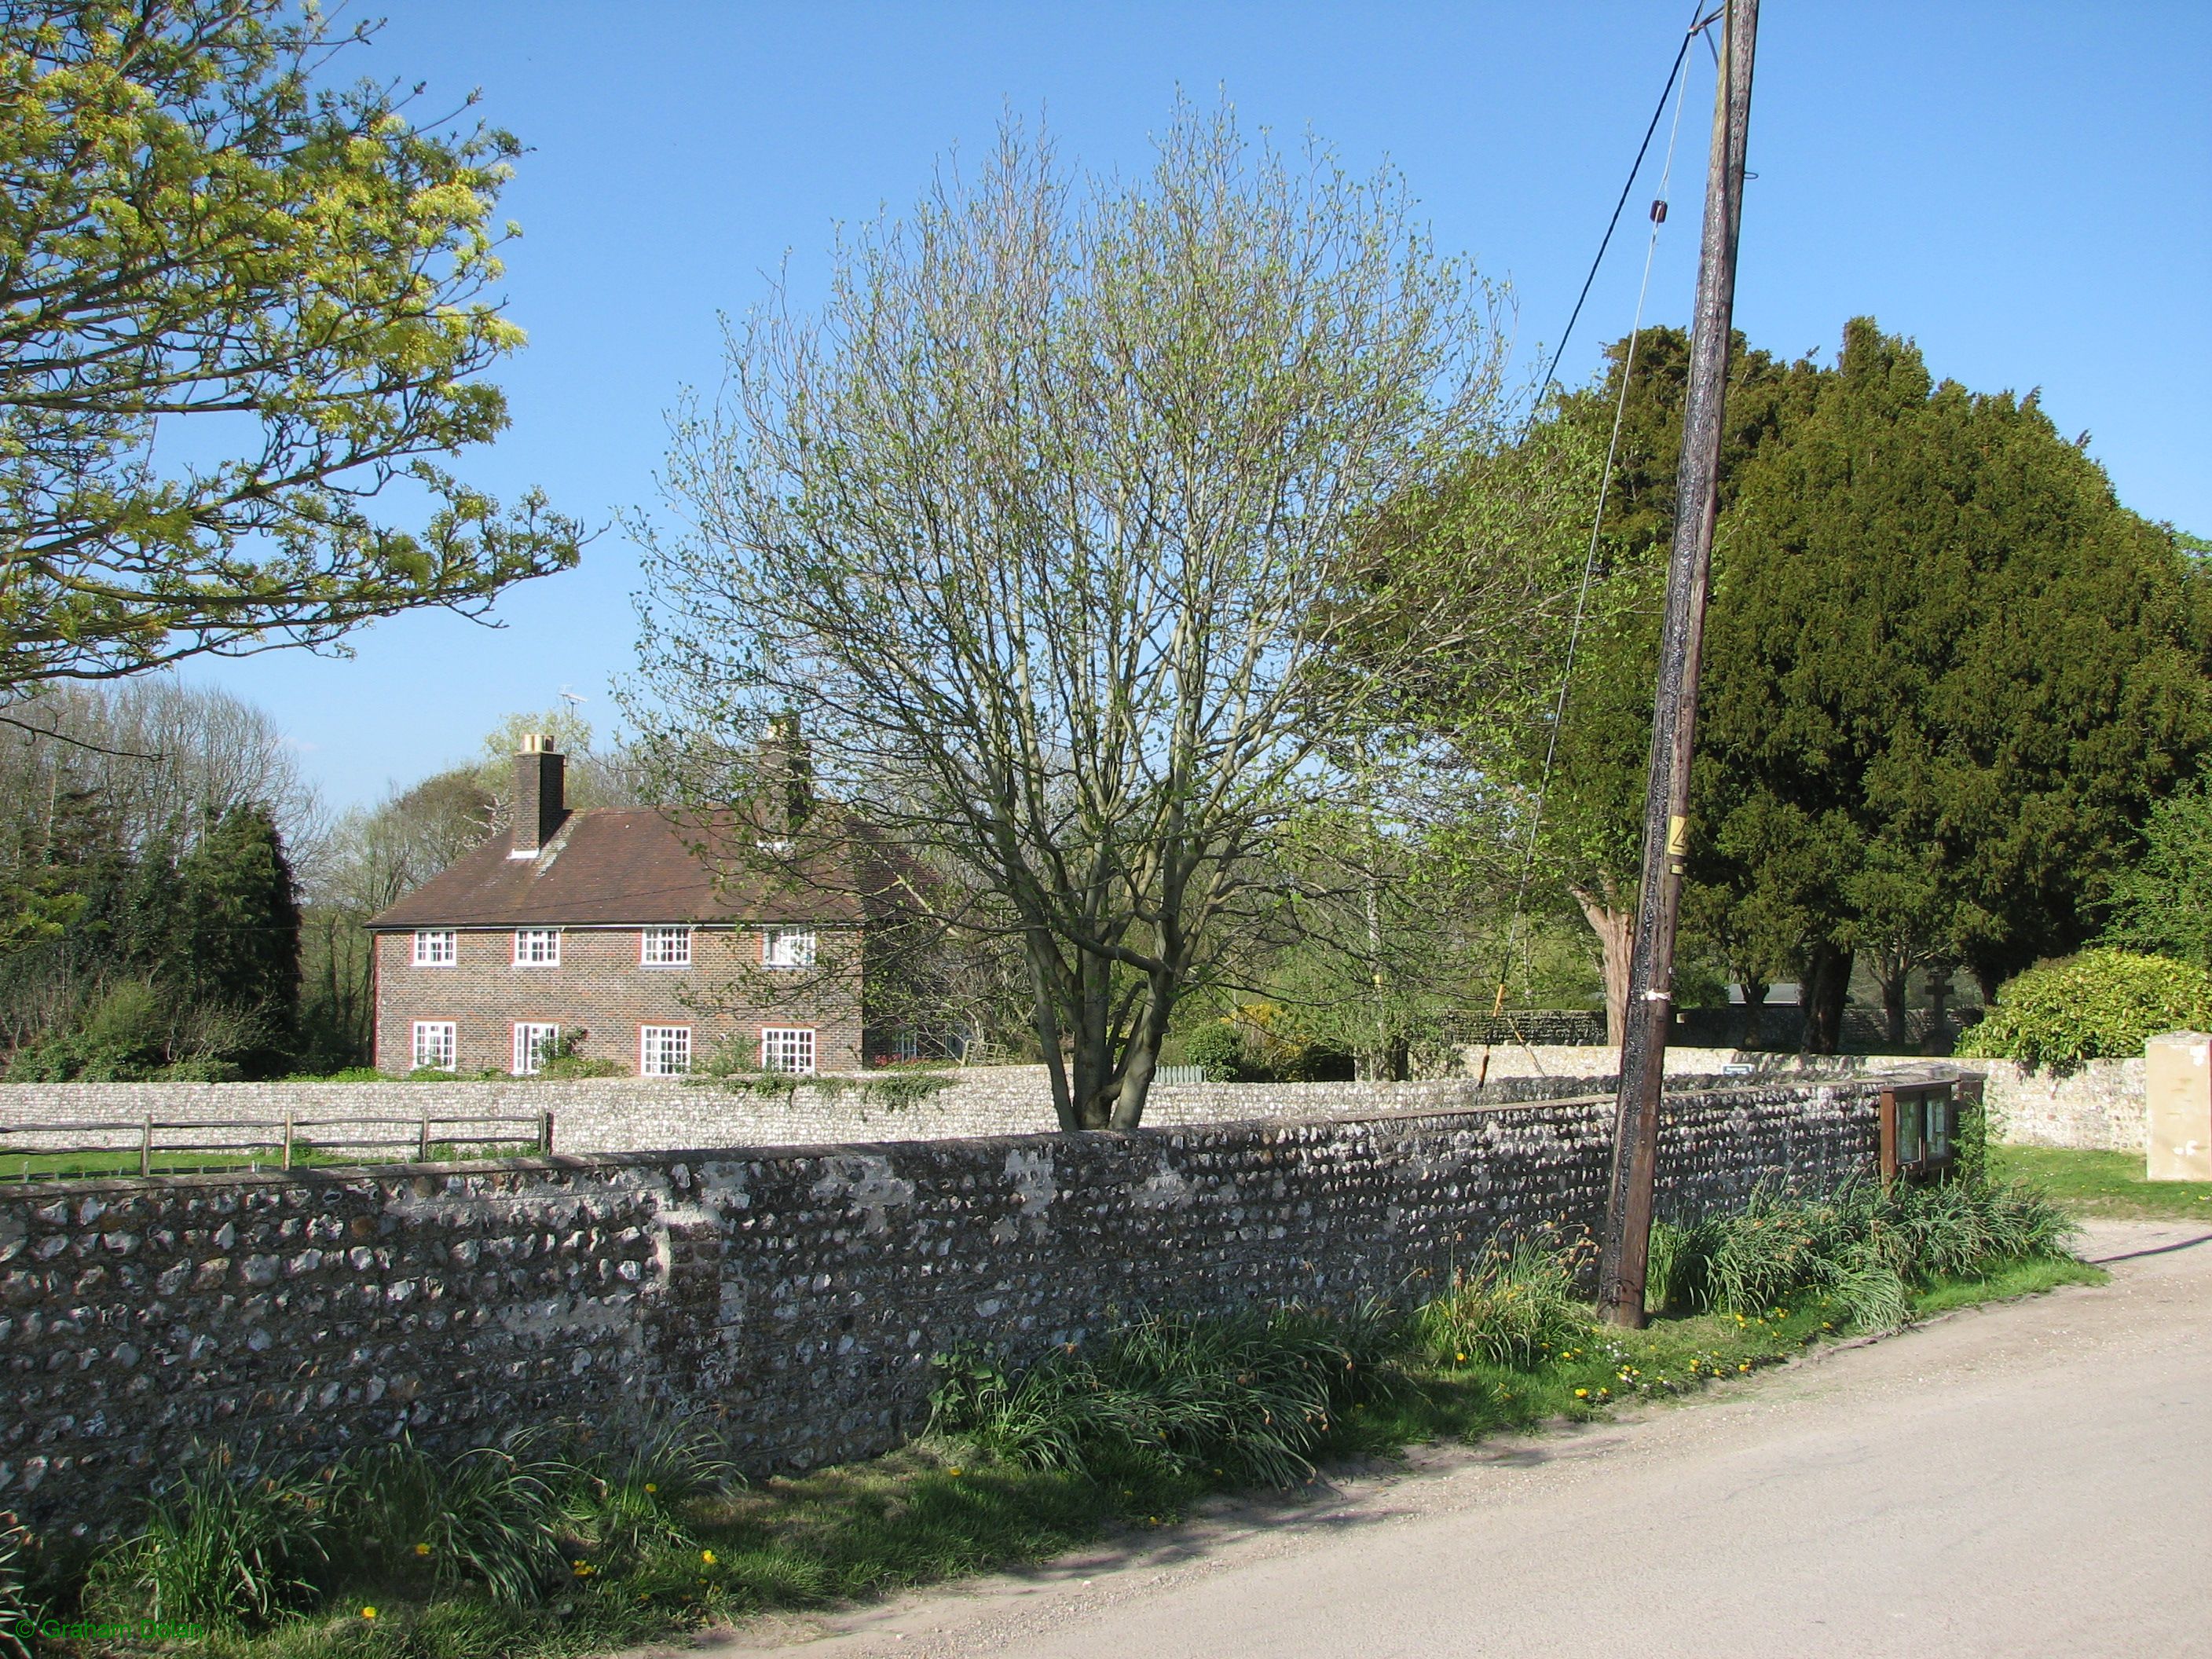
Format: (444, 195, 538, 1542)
(1474, 4, 1712, 1085)
(1520, 6, 1717, 430)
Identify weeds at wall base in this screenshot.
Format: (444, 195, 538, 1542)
(16, 1247, 2101, 1659)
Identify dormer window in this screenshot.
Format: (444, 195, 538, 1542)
(763, 927, 816, 969)
(513, 928, 560, 966)
(412, 929, 456, 966)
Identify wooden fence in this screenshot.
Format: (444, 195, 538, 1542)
(0, 1111, 554, 1181)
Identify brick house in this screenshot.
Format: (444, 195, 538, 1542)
(367, 738, 865, 1077)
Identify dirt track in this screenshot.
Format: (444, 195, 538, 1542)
(662, 1219, 2212, 1659)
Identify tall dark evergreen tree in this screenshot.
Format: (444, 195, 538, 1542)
(175, 805, 302, 1072)
(1703, 320, 2212, 1034)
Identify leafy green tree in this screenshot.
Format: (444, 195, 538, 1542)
(635, 103, 1522, 1130)
(2103, 771, 2212, 971)
(1365, 327, 1808, 1037)
(1704, 320, 2212, 1038)
(0, 0, 580, 692)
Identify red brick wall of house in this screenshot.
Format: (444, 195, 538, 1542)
(371, 925, 864, 1076)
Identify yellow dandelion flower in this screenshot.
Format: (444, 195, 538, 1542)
(946, 1467, 963, 1477)
(644, 1482, 657, 1493)
(414, 1542, 432, 1557)
(1574, 1388, 1589, 1398)
(361, 1607, 378, 1621)
(701, 1549, 716, 1566)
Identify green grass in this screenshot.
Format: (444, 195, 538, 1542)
(1907, 1254, 2108, 1316)
(27, 1262, 2092, 1659)
(18, 1170, 2101, 1659)
(1, 1141, 543, 1182)
(1990, 1144, 2212, 1221)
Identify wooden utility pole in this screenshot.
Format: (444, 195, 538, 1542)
(1595, 0, 1760, 1328)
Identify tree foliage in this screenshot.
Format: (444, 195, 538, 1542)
(1382, 318, 2212, 1053)
(2102, 771, 2212, 972)
(633, 101, 1533, 1129)
(0, 0, 580, 692)
(1700, 319, 2212, 1036)
(1956, 949, 2212, 1068)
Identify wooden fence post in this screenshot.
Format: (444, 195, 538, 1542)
(540, 1109, 555, 1156)
(139, 1114, 152, 1178)
(419, 1115, 432, 1162)
(282, 1111, 294, 1171)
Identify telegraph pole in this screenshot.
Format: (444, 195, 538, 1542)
(1596, 0, 1760, 1328)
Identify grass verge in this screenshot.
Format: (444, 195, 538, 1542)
(17, 1184, 2098, 1659)
(1990, 1144, 2212, 1221)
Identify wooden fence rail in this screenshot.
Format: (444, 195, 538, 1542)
(0, 1111, 555, 1179)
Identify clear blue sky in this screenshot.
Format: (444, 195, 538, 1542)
(186, 1, 2212, 811)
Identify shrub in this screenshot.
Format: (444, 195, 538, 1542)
(929, 1304, 1400, 1488)
(1649, 1177, 2075, 1334)
(1181, 1021, 1247, 1082)
(1412, 1240, 1593, 1369)
(538, 1053, 624, 1079)
(90, 1449, 331, 1630)
(1956, 949, 2212, 1068)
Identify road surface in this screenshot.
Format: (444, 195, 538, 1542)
(685, 1218, 2212, 1659)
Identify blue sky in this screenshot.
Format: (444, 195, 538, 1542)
(185, 1, 2212, 810)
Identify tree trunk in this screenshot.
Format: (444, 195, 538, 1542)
(1738, 977, 1768, 1049)
(1873, 948, 1913, 1050)
(1571, 881, 1635, 1047)
(1800, 943, 1851, 1054)
(1971, 959, 2006, 1009)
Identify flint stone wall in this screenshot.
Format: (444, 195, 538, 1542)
(2, 1078, 1891, 1539)
(1970, 1057, 2145, 1152)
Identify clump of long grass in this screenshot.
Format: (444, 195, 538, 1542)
(336, 1431, 572, 1607)
(562, 1412, 738, 1560)
(1412, 1240, 1594, 1370)
(929, 1303, 1400, 1488)
(0, 1514, 34, 1659)
(90, 1448, 332, 1630)
(1649, 1175, 2076, 1333)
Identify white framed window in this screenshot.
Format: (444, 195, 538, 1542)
(411, 1020, 456, 1071)
(511, 1021, 560, 1075)
(412, 928, 457, 966)
(513, 928, 561, 966)
(762, 927, 816, 970)
(640, 1025, 693, 1077)
(640, 925, 693, 968)
(760, 1027, 816, 1075)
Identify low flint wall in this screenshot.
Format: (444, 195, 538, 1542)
(0, 1076, 1892, 1539)
(1971, 1057, 2145, 1152)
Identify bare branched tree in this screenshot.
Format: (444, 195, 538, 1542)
(632, 101, 1532, 1129)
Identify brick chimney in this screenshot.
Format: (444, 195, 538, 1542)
(760, 715, 812, 832)
(511, 734, 568, 858)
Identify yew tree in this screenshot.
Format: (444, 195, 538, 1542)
(1704, 319, 2212, 1028)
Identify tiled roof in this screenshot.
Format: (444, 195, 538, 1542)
(366, 809, 867, 929)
